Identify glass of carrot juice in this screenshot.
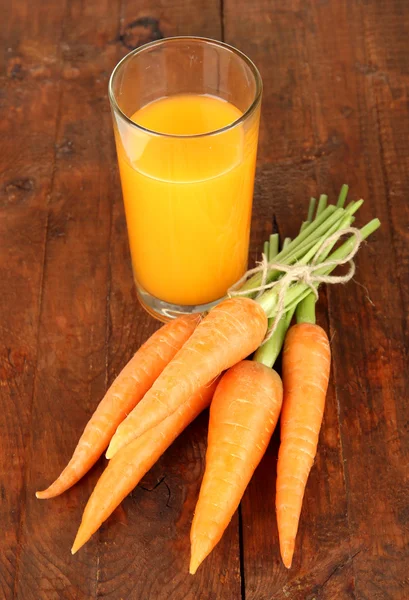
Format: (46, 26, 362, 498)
(109, 37, 262, 321)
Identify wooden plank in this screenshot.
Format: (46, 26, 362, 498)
(223, 0, 317, 166)
(95, 413, 241, 599)
(261, 0, 409, 598)
(223, 1, 374, 598)
(0, 1, 68, 597)
(116, 0, 222, 46)
(11, 1, 122, 598)
(360, 0, 409, 341)
(306, 1, 409, 598)
(90, 3, 242, 599)
(243, 166, 354, 600)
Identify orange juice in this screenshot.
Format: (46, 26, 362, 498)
(116, 94, 259, 306)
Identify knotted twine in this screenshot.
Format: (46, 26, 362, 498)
(228, 227, 363, 344)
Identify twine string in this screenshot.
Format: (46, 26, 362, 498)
(228, 227, 363, 343)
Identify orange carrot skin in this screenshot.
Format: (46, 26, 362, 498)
(276, 323, 331, 569)
(36, 314, 200, 499)
(106, 297, 268, 459)
(190, 360, 283, 574)
(71, 379, 219, 554)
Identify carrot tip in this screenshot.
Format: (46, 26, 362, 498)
(105, 444, 115, 460)
(35, 485, 61, 499)
(281, 544, 294, 569)
(71, 523, 92, 555)
(71, 535, 84, 555)
(35, 490, 50, 499)
(189, 537, 213, 575)
(189, 557, 200, 575)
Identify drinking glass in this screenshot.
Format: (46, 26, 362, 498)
(109, 37, 262, 321)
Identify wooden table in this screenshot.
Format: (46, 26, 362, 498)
(1, 1, 408, 598)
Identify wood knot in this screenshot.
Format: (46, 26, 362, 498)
(0, 348, 28, 381)
(62, 65, 80, 80)
(56, 139, 74, 156)
(119, 17, 164, 50)
(7, 58, 24, 80)
(29, 65, 52, 79)
(2, 178, 35, 206)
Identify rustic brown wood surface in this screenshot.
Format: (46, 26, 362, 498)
(0, 0, 408, 598)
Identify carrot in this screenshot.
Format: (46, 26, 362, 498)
(36, 314, 200, 499)
(71, 378, 219, 554)
(189, 360, 283, 574)
(276, 305, 331, 569)
(106, 297, 268, 459)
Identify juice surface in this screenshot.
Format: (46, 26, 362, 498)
(116, 94, 258, 306)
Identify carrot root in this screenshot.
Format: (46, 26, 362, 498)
(276, 323, 331, 568)
(106, 297, 268, 459)
(190, 361, 283, 574)
(36, 314, 200, 499)
(71, 379, 219, 554)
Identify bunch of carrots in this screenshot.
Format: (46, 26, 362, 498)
(37, 186, 380, 572)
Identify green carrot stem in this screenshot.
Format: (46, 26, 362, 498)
(337, 184, 349, 208)
(345, 199, 363, 213)
(320, 217, 380, 266)
(239, 198, 366, 316)
(345, 198, 363, 215)
(307, 197, 317, 222)
(316, 194, 328, 217)
(283, 206, 336, 254)
(300, 197, 318, 236)
(256, 218, 381, 316)
(296, 293, 316, 324)
(269, 234, 279, 261)
(283, 207, 348, 263)
(263, 240, 269, 258)
(290, 193, 321, 328)
(240, 205, 339, 292)
(285, 306, 295, 328)
(293, 191, 329, 326)
(253, 306, 296, 367)
(242, 201, 364, 298)
(295, 212, 354, 267)
(283, 218, 377, 308)
(312, 213, 353, 263)
(295, 218, 380, 308)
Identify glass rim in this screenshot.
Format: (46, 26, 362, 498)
(108, 36, 263, 139)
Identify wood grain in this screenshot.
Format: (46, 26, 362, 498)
(1, 0, 408, 598)
(309, 1, 409, 598)
(9, 0, 121, 597)
(0, 0, 69, 597)
(239, 168, 355, 599)
(223, 1, 356, 597)
(224, 0, 408, 598)
(89, 1, 241, 599)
